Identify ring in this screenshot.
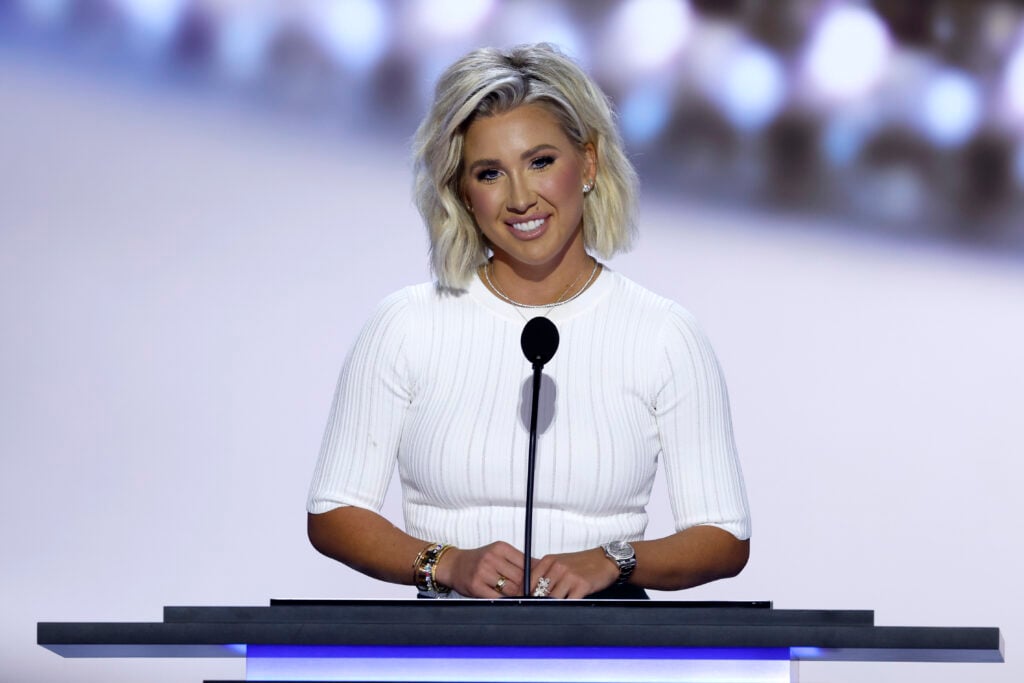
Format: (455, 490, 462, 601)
(494, 575, 508, 594)
(532, 576, 551, 598)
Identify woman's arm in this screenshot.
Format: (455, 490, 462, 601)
(308, 507, 528, 597)
(529, 525, 748, 598)
(631, 525, 749, 590)
(308, 507, 431, 586)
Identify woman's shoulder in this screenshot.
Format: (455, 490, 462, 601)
(603, 271, 717, 367)
(376, 281, 475, 309)
(604, 270, 697, 325)
(365, 281, 480, 331)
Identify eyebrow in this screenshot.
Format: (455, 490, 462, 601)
(466, 144, 561, 173)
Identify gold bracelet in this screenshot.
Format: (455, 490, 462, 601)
(412, 542, 437, 591)
(413, 542, 453, 595)
(432, 544, 454, 593)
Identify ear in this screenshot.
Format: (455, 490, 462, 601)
(582, 141, 597, 185)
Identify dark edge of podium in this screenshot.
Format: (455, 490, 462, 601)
(37, 599, 1004, 664)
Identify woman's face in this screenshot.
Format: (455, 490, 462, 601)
(461, 104, 595, 276)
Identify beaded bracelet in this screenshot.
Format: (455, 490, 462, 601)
(413, 542, 453, 595)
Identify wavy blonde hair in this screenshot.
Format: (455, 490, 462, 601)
(413, 43, 639, 290)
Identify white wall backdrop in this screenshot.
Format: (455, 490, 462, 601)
(1, 54, 1021, 683)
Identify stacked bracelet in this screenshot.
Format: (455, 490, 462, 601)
(413, 542, 453, 595)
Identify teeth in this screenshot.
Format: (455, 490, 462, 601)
(511, 218, 545, 232)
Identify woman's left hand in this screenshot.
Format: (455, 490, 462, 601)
(529, 548, 620, 599)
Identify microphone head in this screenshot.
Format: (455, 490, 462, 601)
(521, 317, 559, 367)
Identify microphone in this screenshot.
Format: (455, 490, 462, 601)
(520, 317, 559, 597)
(521, 316, 559, 368)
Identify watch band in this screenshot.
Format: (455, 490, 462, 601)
(602, 540, 637, 584)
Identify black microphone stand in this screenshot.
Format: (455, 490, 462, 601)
(523, 354, 543, 597)
(520, 317, 559, 597)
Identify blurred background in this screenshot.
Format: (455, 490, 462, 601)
(2, 1, 1022, 682)
(8, 0, 1024, 245)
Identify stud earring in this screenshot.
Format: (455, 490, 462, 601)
(582, 182, 593, 194)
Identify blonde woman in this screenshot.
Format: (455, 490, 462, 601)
(307, 44, 750, 599)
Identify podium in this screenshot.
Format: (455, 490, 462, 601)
(38, 599, 1003, 682)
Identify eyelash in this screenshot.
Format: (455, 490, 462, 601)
(531, 155, 556, 169)
(475, 156, 557, 183)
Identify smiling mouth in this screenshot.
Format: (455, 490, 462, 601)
(509, 217, 547, 232)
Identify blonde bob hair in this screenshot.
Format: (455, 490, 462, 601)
(413, 43, 639, 290)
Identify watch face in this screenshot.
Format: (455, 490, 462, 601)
(605, 540, 634, 560)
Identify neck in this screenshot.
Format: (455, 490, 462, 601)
(485, 254, 598, 308)
(485, 227, 598, 305)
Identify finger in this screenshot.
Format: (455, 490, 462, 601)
(489, 573, 520, 597)
(530, 572, 556, 598)
(529, 558, 554, 584)
(499, 558, 526, 585)
(500, 572, 524, 594)
(567, 583, 591, 599)
(477, 563, 523, 597)
(493, 541, 526, 562)
(551, 574, 578, 600)
(481, 546, 524, 579)
(492, 576, 524, 597)
(536, 560, 567, 587)
(501, 550, 526, 572)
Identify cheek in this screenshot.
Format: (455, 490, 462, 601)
(465, 185, 500, 215)
(545, 173, 577, 199)
(540, 165, 584, 204)
(549, 156, 587, 192)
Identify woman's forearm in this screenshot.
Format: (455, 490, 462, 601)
(631, 525, 749, 591)
(309, 507, 747, 595)
(308, 507, 528, 597)
(307, 507, 428, 586)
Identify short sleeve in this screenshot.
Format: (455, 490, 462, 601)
(654, 305, 751, 540)
(307, 289, 415, 514)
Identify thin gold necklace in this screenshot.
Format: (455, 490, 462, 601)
(483, 259, 601, 319)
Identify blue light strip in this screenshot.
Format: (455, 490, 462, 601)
(245, 645, 796, 683)
(248, 645, 791, 660)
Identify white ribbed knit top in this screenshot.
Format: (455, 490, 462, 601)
(308, 269, 750, 557)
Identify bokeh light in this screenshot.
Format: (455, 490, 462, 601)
(919, 70, 983, 148)
(1002, 38, 1024, 122)
(410, 0, 494, 41)
(494, 1, 584, 64)
(711, 41, 787, 132)
(114, 0, 190, 52)
(215, 6, 278, 82)
(604, 0, 693, 76)
(304, 0, 389, 73)
(620, 83, 673, 146)
(802, 5, 892, 102)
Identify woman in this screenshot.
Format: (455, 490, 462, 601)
(307, 43, 750, 599)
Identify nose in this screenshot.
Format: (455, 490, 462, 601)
(506, 174, 536, 213)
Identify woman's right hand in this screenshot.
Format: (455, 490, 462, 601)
(434, 541, 526, 598)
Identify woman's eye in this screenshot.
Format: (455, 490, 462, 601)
(476, 169, 501, 182)
(531, 155, 555, 169)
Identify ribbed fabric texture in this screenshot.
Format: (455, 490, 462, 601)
(308, 269, 751, 557)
